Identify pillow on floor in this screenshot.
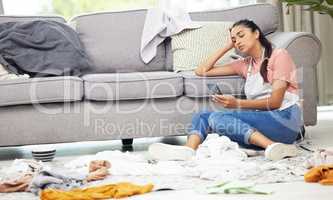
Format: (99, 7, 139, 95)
(171, 21, 235, 72)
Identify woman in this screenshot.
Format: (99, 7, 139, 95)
(149, 19, 303, 161)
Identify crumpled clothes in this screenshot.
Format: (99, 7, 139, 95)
(30, 160, 111, 194)
(65, 150, 192, 176)
(0, 173, 33, 193)
(0, 160, 110, 194)
(86, 160, 111, 182)
(304, 148, 333, 168)
(0, 159, 46, 180)
(195, 134, 248, 160)
(40, 182, 154, 200)
(304, 164, 333, 185)
(29, 169, 87, 194)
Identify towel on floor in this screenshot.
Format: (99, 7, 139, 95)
(41, 182, 154, 200)
(304, 164, 333, 185)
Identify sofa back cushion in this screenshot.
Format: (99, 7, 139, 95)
(190, 4, 278, 35)
(70, 10, 166, 74)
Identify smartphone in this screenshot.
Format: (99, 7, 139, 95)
(207, 83, 223, 95)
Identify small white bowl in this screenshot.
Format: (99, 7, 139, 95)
(32, 148, 56, 162)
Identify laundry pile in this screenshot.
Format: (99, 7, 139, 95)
(0, 159, 153, 199)
(1, 137, 331, 199)
(64, 134, 313, 186)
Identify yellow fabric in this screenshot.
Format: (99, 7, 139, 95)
(304, 164, 333, 185)
(41, 182, 154, 200)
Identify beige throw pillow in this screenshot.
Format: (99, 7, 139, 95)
(171, 21, 234, 72)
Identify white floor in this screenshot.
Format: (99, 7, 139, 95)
(0, 107, 333, 200)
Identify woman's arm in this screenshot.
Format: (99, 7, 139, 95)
(195, 40, 237, 77)
(213, 80, 288, 110)
(238, 80, 288, 110)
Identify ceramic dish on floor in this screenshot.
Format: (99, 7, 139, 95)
(32, 148, 56, 162)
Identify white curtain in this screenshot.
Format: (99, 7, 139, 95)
(268, 0, 333, 105)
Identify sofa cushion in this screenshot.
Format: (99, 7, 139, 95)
(70, 10, 166, 74)
(172, 21, 234, 72)
(190, 4, 278, 35)
(82, 72, 183, 101)
(179, 71, 245, 97)
(0, 76, 83, 107)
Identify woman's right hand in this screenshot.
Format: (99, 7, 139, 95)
(225, 33, 235, 51)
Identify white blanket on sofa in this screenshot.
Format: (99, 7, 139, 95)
(140, 7, 201, 64)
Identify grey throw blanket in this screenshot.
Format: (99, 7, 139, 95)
(0, 20, 92, 76)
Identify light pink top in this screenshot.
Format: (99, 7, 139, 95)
(229, 48, 299, 94)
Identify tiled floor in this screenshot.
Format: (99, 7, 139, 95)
(0, 107, 333, 199)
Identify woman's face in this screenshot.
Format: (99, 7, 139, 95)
(230, 25, 259, 54)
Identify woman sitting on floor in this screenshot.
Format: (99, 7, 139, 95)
(149, 19, 303, 161)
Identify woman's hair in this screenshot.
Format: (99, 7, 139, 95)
(231, 19, 272, 82)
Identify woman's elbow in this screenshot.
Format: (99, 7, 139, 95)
(194, 69, 204, 76)
(269, 100, 282, 110)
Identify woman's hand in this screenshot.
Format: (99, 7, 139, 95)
(225, 32, 235, 51)
(212, 94, 239, 108)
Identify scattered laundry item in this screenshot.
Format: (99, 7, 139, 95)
(66, 150, 193, 176)
(140, 7, 201, 63)
(148, 143, 195, 161)
(85, 168, 109, 182)
(304, 165, 333, 185)
(196, 181, 272, 195)
(89, 160, 111, 173)
(30, 160, 111, 194)
(30, 169, 87, 194)
(0, 159, 110, 195)
(304, 148, 333, 168)
(264, 143, 298, 161)
(195, 134, 248, 160)
(0, 173, 33, 193)
(190, 158, 260, 181)
(1, 159, 46, 181)
(40, 182, 154, 200)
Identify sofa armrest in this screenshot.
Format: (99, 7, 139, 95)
(267, 31, 321, 68)
(267, 31, 321, 126)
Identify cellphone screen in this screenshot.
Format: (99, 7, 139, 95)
(207, 83, 222, 95)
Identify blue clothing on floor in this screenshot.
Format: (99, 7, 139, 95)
(188, 104, 302, 149)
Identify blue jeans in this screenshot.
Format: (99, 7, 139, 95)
(189, 104, 302, 149)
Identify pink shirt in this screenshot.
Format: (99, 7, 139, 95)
(229, 48, 299, 94)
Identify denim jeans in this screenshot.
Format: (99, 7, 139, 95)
(189, 104, 302, 149)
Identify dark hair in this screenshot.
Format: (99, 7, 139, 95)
(231, 19, 272, 82)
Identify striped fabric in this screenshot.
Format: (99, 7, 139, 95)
(172, 21, 234, 72)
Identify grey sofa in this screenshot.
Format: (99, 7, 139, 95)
(0, 3, 321, 147)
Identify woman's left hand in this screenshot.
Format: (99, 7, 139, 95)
(212, 95, 239, 108)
